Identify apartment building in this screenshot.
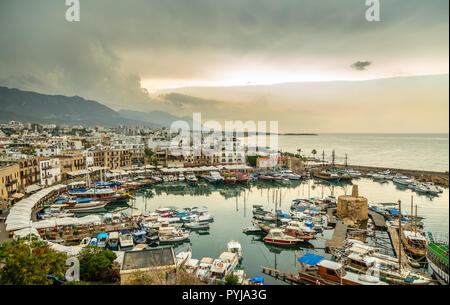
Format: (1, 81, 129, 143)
(92, 149, 131, 170)
(0, 163, 21, 203)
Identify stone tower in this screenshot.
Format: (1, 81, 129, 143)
(337, 185, 368, 224)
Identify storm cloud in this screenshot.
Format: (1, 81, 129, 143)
(351, 61, 372, 71)
(0, 0, 448, 132)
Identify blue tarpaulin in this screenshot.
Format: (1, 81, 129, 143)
(297, 253, 324, 266)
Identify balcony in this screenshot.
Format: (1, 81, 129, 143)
(5, 179, 18, 186)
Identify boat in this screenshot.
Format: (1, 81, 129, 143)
(184, 221, 210, 230)
(158, 227, 190, 243)
(232, 267, 247, 284)
(338, 246, 433, 284)
(176, 248, 192, 266)
(196, 257, 214, 281)
(119, 230, 134, 248)
(401, 230, 428, 257)
(243, 223, 262, 234)
(132, 229, 147, 244)
(186, 174, 198, 185)
(107, 232, 119, 250)
(204, 171, 225, 184)
(77, 237, 92, 248)
(235, 172, 251, 184)
(312, 171, 341, 182)
(209, 252, 239, 284)
(248, 276, 264, 285)
(178, 174, 185, 182)
(281, 170, 301, 180)
(69, 188, 128, 202)
(426, 240, 449, 285)
(263, 228, 303, 245)
(227, 240, 243, 261)
(96, 233, 109, 248)
(296, 253, 387, 285)
(64, 198, 109, 212)
(393, 177, 415, 186)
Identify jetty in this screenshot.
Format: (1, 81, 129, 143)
(368, 210, 386, 230)
(387, 225, 409, 266)
(326, 208, 337, 227)
(325, 221, 348, 251)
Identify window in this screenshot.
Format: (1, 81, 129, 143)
(326, 269, 337, 277)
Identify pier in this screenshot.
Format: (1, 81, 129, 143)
(387, 225, 409, 267)
(326, 208, 337, 227)
(368, 210, 386, 230)
(325, 221, 348, 251)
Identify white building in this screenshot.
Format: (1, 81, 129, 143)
(39, 158, 61, 186)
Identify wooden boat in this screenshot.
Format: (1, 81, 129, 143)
(263, 228, 303, 245)
(159, 227, 190, 243)
(296, 253, 387, 285)
(64, 198, 109, 212)
(401, 230, 428, 257)
(312, 171, 341, 182)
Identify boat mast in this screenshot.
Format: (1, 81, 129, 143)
(415, 205, 418, 234)
(398, 200, 402, 272)
(410, 196, 413, 230)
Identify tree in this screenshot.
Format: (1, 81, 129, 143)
(246, 155, 259, 167)
(224, 274, 241, 285)
(20, 148, 36, 156)
(77, 246, 116, 282)
(297, 148, 302, 157)
(311, 149, 317, 159)
(0, 237, 67, 285)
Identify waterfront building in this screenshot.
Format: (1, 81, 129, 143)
(0, 163, 21, 204)
(39, 158, 62, 186)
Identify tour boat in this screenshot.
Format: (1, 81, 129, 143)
(296, 253, 387, 285)
(119, 230, 134, 248)
(312, 171, 341, 182)
(64, 198, 109, 212)
(227, 240, 243, 261)
(263, 228, 304, 245)
(426, 241, 449, 285)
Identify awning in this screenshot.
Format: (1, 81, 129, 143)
(11, 193, 25, 199)
(297, 253, 325, 266)
(25, 184, 41, 193)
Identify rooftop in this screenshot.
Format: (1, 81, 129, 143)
(121, 247, 176, 271)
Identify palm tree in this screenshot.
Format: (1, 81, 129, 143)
(311, 149, 317, 160)
(297, 148, 302, 159)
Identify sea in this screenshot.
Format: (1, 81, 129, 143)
(87, 133, 449, 284)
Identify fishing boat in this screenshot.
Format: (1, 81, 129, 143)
(401, 230, 428, 257)
(158, 227, 190, 243)
(235, 172, 251, 184)
(426, 241, 449, 285)
(107, 232, 119, 250)
(132, 229, 147, 244)
(196, 257, 214, 281)
(263, 228, 303, 245)
(227, 240, 243, 261)
(96, 233, 109, 248)
(184, 221, 210, 229)
(296, 253, 387, 285)
(119, 230, 134, 248)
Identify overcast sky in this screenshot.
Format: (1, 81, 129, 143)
(0, 0, 448, 132)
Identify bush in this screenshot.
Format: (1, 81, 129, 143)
(0, 238, 67, 285)
(78, 246, 117, 282)
(224, 274, 241, 285)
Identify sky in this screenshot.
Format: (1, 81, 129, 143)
(0, 0, 448, 133)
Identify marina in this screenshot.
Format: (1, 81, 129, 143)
(3, 165, 447, 285)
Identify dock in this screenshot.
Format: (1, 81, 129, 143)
(326, 208, 337, 227)
(386, 225, 409, 266)
(368, 210, 386, 229)
(261, 266, 338, 285)
(325, 221, 348, 251)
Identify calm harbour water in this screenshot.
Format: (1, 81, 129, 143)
(248, 134, 449, 172)
(98, 177, 448, 284)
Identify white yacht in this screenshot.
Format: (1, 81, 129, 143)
(227, 240, 243, 261)
(204, 171, 225, 184)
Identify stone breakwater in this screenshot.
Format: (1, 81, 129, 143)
(333, 164, 449, 187)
